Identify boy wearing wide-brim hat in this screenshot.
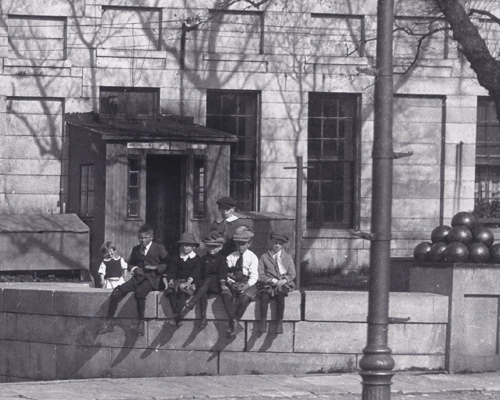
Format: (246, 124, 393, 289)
(165, 232, 203, 327)
(211, 196, 248, 257)
(179, 231, 234, 329)
(224, 225, 259, 337)
(257, 231, 296, 334)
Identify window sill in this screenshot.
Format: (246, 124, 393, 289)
(125, 217, 143, 222)
(303, 229, 356, 239)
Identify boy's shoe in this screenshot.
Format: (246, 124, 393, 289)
(259, 320, 267, 334)
(229, 321, 244, 337)
(97, 321, 114, 334)
(136, 320, 145, 336)
(168, 315, 182, 328)
(226, 320, 235, 336)
(276, 321, 283, 334)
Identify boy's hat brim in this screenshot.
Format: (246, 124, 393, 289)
(202, 231, 226, 246)
(232, 225, 254, 241)
(270, 231, 289, 243)
(216, 196, 237, 208)
(177, 232, 199, 247)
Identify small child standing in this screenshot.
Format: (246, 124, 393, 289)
(165, 233, 203, 327)
(97, 241, 128, 289)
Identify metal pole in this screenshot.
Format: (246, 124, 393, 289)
(295, 156, 303, 290)
(359, 0, 395, 397)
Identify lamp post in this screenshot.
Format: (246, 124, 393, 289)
(358, 0, 395, 398)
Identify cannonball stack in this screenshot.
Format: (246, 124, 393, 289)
(413, 211, 497, 264)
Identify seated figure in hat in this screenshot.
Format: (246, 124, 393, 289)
(179, 231, 234, 329)
(257, 231, 296, 335)
(165, 232, 203, 327)
(224, 225, 259, 337)
(211, 196, 248, 257)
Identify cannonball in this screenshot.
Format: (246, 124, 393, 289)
(443, 242, 469, 263)
(451, 211, 478, 230)
(413, 241, 433, 262)
(428, 242, 447, 262)
(446, 225, 473, 245)
(431, 225, 451, 244)
(467, 242, 490, 263)
(472, 227, 495, 247)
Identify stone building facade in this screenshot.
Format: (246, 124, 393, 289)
(0, 0, 495, 272)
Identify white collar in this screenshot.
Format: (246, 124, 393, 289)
(180, 251, 196, 260)
(216, 214, 239, 224)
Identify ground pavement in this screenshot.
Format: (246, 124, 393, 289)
(1, 371, 500, 399)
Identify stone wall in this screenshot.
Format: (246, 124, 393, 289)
(0, 283, 448, 382)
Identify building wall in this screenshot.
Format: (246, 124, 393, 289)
(0, 0, 487, 270)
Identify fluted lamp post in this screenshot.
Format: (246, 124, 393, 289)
(358, 0, 396, 398)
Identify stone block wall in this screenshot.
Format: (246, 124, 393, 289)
(0, 283, 448, 382)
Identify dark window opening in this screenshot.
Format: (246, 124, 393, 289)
(193, 156, 206, 219)
(307, 93, 359, 229)
(100, 87, 159, 119)
(206, 90, 259, 211)
(79, 164, 95, 218)
(128, 157, 140, 217)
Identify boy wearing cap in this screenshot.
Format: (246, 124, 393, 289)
(165, 232, 203, 327)
(180, 231, 234, 329)
(211, 196, 247, 256)
(225, 225, 259, 337)
(97, 224, 170, 336)
(257, 232, 296, 334)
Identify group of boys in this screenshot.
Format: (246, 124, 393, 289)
(97, 196, 296, 338)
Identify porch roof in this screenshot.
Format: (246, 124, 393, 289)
(66, 113, 237, 144)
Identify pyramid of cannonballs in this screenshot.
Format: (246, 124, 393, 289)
(413, 211, 499, 263)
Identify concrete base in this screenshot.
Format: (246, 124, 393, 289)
(0, 283, 448, 381)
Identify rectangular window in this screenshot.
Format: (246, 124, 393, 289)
(393, 16, 448, 59)
(128, 157, 140, 217)
(80, 164, 95, 218)
(193, 156, 206, 219)
(206, 90, 259, 211)
(310, 14, 365, 57)
(474, 98, 500, 224)
(307, 93, 359, 229)
(8, 15, 66, 60)
(99, 6, 161, 50)
(205, 10, 263, 54)
(100, 87, 159, 119)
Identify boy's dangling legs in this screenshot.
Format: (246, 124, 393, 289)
(98, 279, 135, 334)
(229, 294, 251, 337)
(220, 286, 237, 336)
(275, 292, 286, 334)
(259, 291, 271, 333)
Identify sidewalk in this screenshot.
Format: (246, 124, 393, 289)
(1, 371, 500, 399)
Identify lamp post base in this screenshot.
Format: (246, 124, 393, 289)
(360, 370, 394, 400)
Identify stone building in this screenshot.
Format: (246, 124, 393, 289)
(0, 0, 496, 275)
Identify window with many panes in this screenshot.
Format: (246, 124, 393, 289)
(193, 156, 206, 219)
(80, 164, 95, 218)
(100, 87, 159, 119)
(474, 98, 500, 223)
(307, 93, 359, 229)
(206, 90, 258, 211)
(128, 157, 140, 217)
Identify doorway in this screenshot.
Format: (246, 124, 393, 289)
(146, 155, 185, 254)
